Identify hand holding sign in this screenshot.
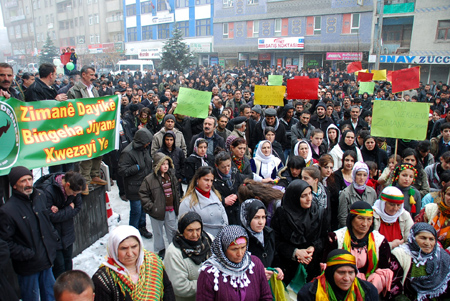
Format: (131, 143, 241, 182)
(174, 87, 212, 119)
(254, 85, 285, 106)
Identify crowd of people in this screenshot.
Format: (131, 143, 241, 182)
(1, 61, 450, 300)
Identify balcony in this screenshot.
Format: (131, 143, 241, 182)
(106, 1, 121, 12)
(384, 2, 415, 14)
(106, 21, 122, 33)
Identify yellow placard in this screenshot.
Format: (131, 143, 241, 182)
(371, 69, 387, 81)
(254, 85, 285, 106)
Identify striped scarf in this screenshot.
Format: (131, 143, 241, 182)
(315, 272, 365, 301)
(343, 230, 378, 279)
(107, 250, 165, 300)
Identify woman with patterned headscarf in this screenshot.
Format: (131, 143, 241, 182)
(298, 249, 378, 300)
(392, 163, 422, 218)
(196, 225, 272, 301)
(184, 138, 214, 181)
(337, 162, 377, 228)
(91, 225, 175, 300)
(325, 201, 393, 295)
(164, 212, 213, 301)
(389, 223, 450, 300)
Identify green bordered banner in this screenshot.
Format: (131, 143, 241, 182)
(0, 95, 119, 176)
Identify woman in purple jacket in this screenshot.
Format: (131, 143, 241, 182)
(196, 225, 272, 301)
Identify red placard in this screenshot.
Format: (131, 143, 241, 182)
(392, 66, 420, 93)
(287, 78, 319, 100)
(357, 72, 374, 82)
(347, 61, 362, 73)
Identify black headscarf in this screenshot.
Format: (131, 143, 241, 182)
(339, 130, 358, 153)
(361, 136, 381, 170)
(325, 249, 358, 300)
(346, 201, 374, 248)
(173, 212, 212, 265)
(240, 199, 266, 245)
(282, 179, 322, 245)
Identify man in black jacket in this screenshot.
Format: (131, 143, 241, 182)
(189, 116, 225, 156)
(24, 63, 67, 102)
(34, 171, 85, 279)
(0, 166, 60, 300)
(118, 128, 153, 239)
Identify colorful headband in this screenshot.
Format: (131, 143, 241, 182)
(229, 237, 247, 246)
(350, 208, 373, 217)
(327, 253, 356, 267)
(380, 192, 404, 204)
(393, 164, 418, 184)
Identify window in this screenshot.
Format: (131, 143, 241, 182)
(52, 31, 56, 40)
(127, 4, 136, 16)
(351, 13, 360, 34)
(253, 20, 259, 37)
(176, 0, 189, 8)
(142, 25, 152, 40)
(89, 15, 93, 25)
(90, 34, 94, 43)
(141, 2, 153, 14)
(128, 27, 137, 41)
(74, 17, 78, 26)
(45, 0, 48, 7)
(274, 18, 281, 36)
(158, 24, 170, 39)
(437, 20, 450, 41)
(157, 0, 167, 11)
(46, 15, 49, 24)
(196, 0, 210, 4)
(59, 21, 65, 29)
(79, 16, 84, 25)
(21, 23, 28, 35)
(314, 16, 321, 34)
(96, 35, 100, 43)
(26, 5, 29, 14)
(95, 14, 99, 24)
(177, 21, 189, 37)
(33, 1, 37, 9)
(223, 0, 233, 8)
(223, 23, 228, 38)
(248, 0, 258, 3)
(196, 19, 210, 36)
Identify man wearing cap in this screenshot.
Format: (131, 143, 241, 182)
(151, 114, 187, 157)
(297, 249, 378, 300)
(251, 105, 262, 123)
(251, 108, 288, 152)
(0, 166, 60, 300)
(309, 101, 334, 132)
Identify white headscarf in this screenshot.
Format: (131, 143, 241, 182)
(373, 186, 405, 224)
(351, 161, 369, 190)
(103, 225, 145, 276)
(294, 140, 313, 164)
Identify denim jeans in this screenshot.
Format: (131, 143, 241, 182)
(17, 267, 55, 301)
(129, 199, 146, 229)
(53, 244, 73, 279)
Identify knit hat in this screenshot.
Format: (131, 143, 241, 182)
(160, 95, 170, 103)
(163, 114, 176, 124)
(226, 135, 238, 151)
(252, 105, 262, 114)
(8, 166, 32, 187)
(265, 108, 277, 117)
(380, 186, 404, 204)
(316, 102, 326, 110)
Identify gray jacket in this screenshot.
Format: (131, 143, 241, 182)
(338, 184, 377, 228)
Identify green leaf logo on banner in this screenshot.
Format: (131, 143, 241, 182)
(174, 87, 212, 119)
(0, 100, 20, 170)
(268, 75, 283, 86)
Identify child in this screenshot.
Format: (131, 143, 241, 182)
(157, 131, 185, 195)
(308, 129, 327, 160)
(140, 153, 180, 259)
(392, 163, 421, 218)
(365, 161, 379, 192)
(378, 154, 401, 189)
(431, 122, 450, 160)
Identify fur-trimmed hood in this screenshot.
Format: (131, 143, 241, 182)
(152, 152, 174, 175)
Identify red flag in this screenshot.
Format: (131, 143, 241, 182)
(387, 71, 393, 83)
(60, 53, 71, 65)
(287, 78, 319, 100)
(347, 61, 362, 73)
(391, 66, 420, 93)
(357, 72, 373, 82)
(294, 76, 309, 80)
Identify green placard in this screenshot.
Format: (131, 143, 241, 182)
(0, 95, 119, 176)
(359, 82, 375, 95)
(174, 87, 212, 119)
(268, 75, 283, 86)
(371, 100, 430, 140)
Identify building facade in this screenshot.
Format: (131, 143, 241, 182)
(123, 0, 215, 66)
(213, 0, 373, 69)
(373, 0, 450, 83)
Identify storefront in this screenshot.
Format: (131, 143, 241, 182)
(374, 55, 450, 84)
(325, 52, 364, 70)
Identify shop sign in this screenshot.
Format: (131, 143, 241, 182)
(190, 43, 211, 53)
(326, 52, 363, 61)
(259, 53, 271, 60)
(138, 48, 161, 59)
(239, 53, 248, 61)
(258, 37, 304, 50)
(151, 14, 174, 24)
(379, 55, 450, 64)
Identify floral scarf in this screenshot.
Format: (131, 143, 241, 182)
(431, 200, 450, 249)
(232, 155, 244, 173)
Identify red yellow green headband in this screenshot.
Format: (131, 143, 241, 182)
(350, 208, 373, 217)
(327, 253, 356, 267)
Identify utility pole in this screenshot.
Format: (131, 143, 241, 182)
(375, 0, 384, 70)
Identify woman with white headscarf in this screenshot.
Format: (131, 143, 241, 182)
(293, 140, 315, 167)
(92, 225, 175, 300)
(250, 140, 283, 183)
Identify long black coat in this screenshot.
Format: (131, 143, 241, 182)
(34, 173, 82, 249)
(0, 189, 60, 276)
(24, 77, 57, 102)
(247, 227, 277, 268)
(118, 128, 153, 200)
(213, 167, 242, 225)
